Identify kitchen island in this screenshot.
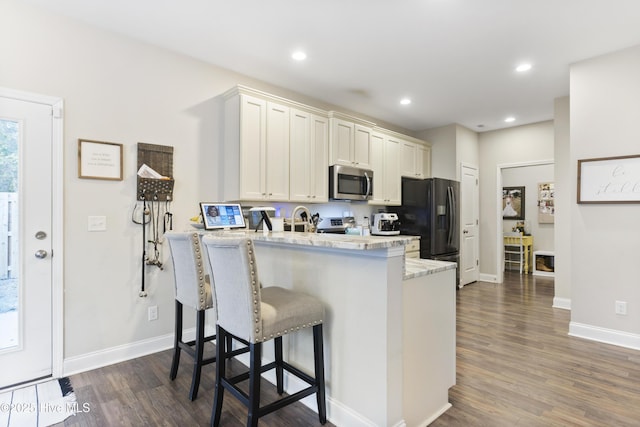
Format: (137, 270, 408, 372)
(206, 230, 456, 427)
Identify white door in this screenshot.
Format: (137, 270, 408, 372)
(460, 164, 479, 286)
(0, 96, 54, 389)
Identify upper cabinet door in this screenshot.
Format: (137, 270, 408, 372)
(329, 118, 372, 168)
(353, 124, 372, 168)
(239, 95, 267, 200)
(289, 108, 311, 202)
(309, 115, 329, 202)
(265, 101, 290, 200)
(416, 144, 431, 178)
(330, 118, 354, 166)
(400, 139, 431, 179)
(290, 110, 329, 202)
(384, 136, 401, 204)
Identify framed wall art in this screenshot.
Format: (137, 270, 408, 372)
(577, 154, 640, 203)
(78, 139, 123, 180)
(502, 186, 525, 220)
(538, 182, 555, 223)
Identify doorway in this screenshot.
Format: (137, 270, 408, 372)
(0, 88, 63, 389)
(496, 160, 554, 284)
(460, 163, 479, 286)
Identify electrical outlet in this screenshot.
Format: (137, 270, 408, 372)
(148, 305, 158, 321)
(615, 301, 627, 315)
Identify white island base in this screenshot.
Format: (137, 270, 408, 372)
(240, 232, 456, 427)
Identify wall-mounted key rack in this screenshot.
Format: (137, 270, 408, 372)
(136, 142, 175, 201)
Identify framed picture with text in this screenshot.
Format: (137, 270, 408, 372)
(78, 139, 123, 181)
(577, 154, 640, 203)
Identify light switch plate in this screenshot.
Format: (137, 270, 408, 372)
(88, 216, 107, 232)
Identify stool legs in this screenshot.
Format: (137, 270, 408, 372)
(313, 324, 327, 424)
(170, 299, 214, 401)
(190, 309, 206, 401)
(211, 325, 224, 427)
(274, 337, 284, 395)
(248, 342, 262, 427)
(211, 324, 327, 426)
(170, 300, 183, 381)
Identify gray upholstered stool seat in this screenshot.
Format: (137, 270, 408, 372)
(202, 235, 326, 427)
(164, 231, 217, 401)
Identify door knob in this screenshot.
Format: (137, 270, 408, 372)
(35, 250, 48, 259)
(463, 229, 469, 234)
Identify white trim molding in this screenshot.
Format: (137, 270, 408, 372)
(0, 87, 64, 379)
(552, 297, 571, 310)
(569, 322, 640, 351)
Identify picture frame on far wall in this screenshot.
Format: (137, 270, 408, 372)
(502, 186, 525, 220)
(577, 154, 640, 203)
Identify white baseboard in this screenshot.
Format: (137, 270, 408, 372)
(569, 322, 640, 350)
(62, 327, 203, 376)
(553, 297, 571, 310)
(478, 273, 498, 283)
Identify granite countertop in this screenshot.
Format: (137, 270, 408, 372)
(404, 257, 457, 280)
(196, 229, 417, 250)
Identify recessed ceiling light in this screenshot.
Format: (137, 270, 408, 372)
(291, 51, 307, 61)
(515, 63, 532, 72)
(400, 98, 411, 105)
(504, 116, 516, 123)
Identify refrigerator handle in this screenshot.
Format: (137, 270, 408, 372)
(447, 186, 455, 246)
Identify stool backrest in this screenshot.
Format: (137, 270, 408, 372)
(202, 236, 262, 342)
(165, 232, 212, 310)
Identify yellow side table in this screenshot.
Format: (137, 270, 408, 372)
(503, 235, 534, 273)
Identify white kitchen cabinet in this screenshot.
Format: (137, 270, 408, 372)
(400, 139, 431, 179)
(329, 114, 373, 168)
(370, 131, 401, 205)
(290, 109, 329, 202)
(224, 91, 290, 201)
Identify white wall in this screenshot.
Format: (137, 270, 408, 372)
(553, 96, 571, 306)
(569, 45, 640, 346)
(417, 124, 457, 179)
(1, 1, 423, 366)
(478, 121, 555, 279)
(456, 125, 480, 172)
(1, 1, 236, 359)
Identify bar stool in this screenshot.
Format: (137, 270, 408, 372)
(202, 235, 327, 427)
(165, 231, 217, 401)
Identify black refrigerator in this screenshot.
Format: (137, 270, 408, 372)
(392, 177, 460, 285)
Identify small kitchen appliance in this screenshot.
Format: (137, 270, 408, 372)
(316, 216, 356, 234)
(329, 165, 374, 201)
(371, 213, 400, 236)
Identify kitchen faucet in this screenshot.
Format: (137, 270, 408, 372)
(291, 206, 312, 232)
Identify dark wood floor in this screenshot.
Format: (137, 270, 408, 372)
(433, 272, 640, 427)
(62, 272, 640, 426)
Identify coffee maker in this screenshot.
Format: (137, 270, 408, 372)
(371, 213, 400, 236)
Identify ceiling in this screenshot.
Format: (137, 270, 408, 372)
(22, 0, 640, 133)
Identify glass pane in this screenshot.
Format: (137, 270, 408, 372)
(0, 118, 19, 351)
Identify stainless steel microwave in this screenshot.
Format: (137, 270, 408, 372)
(329, 165, 374, 201)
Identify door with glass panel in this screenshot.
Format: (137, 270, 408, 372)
(0, 96, 53, 389)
